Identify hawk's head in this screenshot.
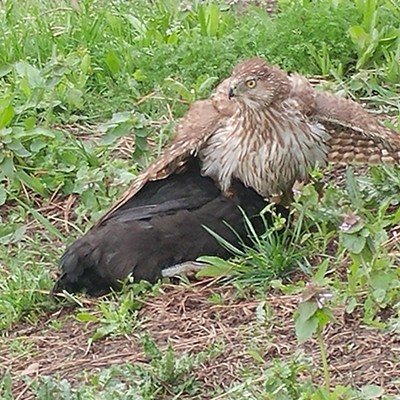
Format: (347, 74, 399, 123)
(228, 57, 290, 108)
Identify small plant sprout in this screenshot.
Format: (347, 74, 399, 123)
(294, 260, 335, 390)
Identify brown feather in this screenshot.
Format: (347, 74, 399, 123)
(288, 73, 400, 164)
(96, 85, 231, 225)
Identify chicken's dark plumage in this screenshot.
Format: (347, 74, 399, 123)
(53, 160, 287, 296)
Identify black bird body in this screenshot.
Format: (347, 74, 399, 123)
(53, 160, 287, 296)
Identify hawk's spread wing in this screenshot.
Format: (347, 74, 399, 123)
(312, 91, 400, 164)
(96, 80, 233, 226)
(289, 73, 400, 165)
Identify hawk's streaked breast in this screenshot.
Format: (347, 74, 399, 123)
(200, 100, 329, 199)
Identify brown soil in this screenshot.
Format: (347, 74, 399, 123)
(1, 281, 399, 399)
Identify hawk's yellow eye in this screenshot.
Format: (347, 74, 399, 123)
(245, 79, 256, 88)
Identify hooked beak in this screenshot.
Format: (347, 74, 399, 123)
(228, 87, 235, 100)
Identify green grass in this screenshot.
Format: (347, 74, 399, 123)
(1, 0, 400, 398)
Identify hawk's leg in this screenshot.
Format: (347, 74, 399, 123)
(271, 189, 294, 207)
(293, 176, 325, 201)
(222, 186, 236, 199)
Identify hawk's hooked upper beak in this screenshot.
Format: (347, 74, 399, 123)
(228, 79, 239, 100)
(229, 78, 241, 99)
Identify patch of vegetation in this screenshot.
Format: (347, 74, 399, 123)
(0, 0, 399, 398)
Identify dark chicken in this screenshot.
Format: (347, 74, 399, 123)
(53, 160, 287, 296)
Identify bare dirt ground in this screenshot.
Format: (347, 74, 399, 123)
(1, 281, 399, 399)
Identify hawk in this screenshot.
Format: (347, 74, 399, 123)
(99, 57, 400, 220)
(52, 57, 400, 296)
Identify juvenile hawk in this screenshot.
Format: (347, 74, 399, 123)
(99, 57, 400, 221)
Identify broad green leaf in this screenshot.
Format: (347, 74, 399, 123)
(30, 138, 47, 153)
(359, 227, 371, 238)
(195, 264, 233, 278)
(197, 5, 207, 36)
(0, 225, 27, 245)
(362, 0, 378, 32)
(7, 139, 31, 157)
(76, 312, 98, 322)
(315, 308, 335, 326)
(295, 313, 318, 342)
(133, 69, 147, 82)
(166, 31, 178, 45)
(348, 25, 368, 50)
(80, 53, 91, 74)
(23, 116, 36, 131)
(19, 76, 31, 97)
(67, 88, 83, 108)
(206, 4, 220, 37)
(105, 50, 121, 75)
(13, 126, 55, 141)
(2, 129, 13, 142)
(196, 256, 234, 277)
(361, 384, 384, 399)
(0, 64, 12, 78)
(372, 288, 386, 303)
(248, 349, 266, 364)
(102, 122, 132, 145)
(135, 127, 148, 138)
(345, 297, 357, 313)
(15, 61, 44, 88)
(341, 233, 366, 254)
(91, 324, 117, 342)
(26, 127, 55, 138)
(313, 259, 330, 282)
(107, 111, 131, 125)
(370, 271, 393, 290)
(0, 105, 15, 128)
(59, 150, 77, 165)
(342, 219, 364, 234)
(126, 14, 147, 37)
(0, 156, 15, 178)
(297, 301, 318, 322)
(133, 135, 148, 154)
